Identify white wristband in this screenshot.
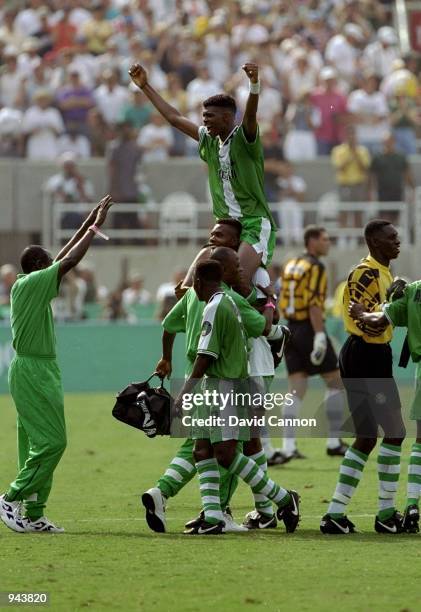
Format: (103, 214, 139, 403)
(249, 80, 260, 94)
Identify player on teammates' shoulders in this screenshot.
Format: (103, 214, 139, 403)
(128, 61, 277, 292)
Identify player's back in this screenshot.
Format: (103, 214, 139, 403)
(279, 253, 326, 321)
(10, 262, 60, 358)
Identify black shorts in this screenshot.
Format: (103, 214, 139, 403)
(339, 335, 404, 439)
(284, 320, 338, 376)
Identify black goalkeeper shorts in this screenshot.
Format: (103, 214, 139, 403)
(339, 335, 403, 439)
(284, 320, 338, 376)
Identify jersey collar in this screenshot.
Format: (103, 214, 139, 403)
(208, 290, 224, 304)
(366, 254, 390, 272)
(218, 125, 239, 147)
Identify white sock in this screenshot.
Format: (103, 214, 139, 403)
(326, 437, 341, 449)
(282, 395, 301, 455)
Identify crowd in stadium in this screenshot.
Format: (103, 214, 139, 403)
(0, 0, 419, 162)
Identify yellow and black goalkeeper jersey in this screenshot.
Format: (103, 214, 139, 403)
(279, 254, 327, 321)
(343, 254, 393, 344)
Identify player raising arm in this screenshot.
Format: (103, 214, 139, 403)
(128, 62, 277, 289)
(0, 196, 113, 534)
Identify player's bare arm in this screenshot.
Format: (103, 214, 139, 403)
(128, 63, 199, 141)
(155, 330, 176, 379)
(241, 62, 259, 142)
(173, 354, 212, 415)
(349, 301, 387, 328)
(57, 195, 113, 280)
(54, 204, 101, 262)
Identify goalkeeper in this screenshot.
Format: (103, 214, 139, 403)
(350, 275, 421, 534)
(0, 196, 113, 534)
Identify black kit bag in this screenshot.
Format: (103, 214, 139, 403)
(112, 374, 172, 437)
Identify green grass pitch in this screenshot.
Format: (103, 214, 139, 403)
(1, 390, 421, 612)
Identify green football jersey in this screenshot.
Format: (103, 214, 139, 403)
(384, 281, 421, 364)
(197, 291, 248, 379)
(162, 284, 265, 373)
(198, 125, 276, 227)
(10, 261, 60, 358)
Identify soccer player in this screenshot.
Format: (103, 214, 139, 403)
(0, 195, 113, 533)
(174, 260, 299, 535)
(349, 279, 421, 533)
(128, 61, 277, 288)
(142, 245, 287, 532)
(320, 219, 405, 535)
(278, 226, 347, 460)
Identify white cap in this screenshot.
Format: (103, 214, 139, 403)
(320, 66, 337, 81)
(59, 151, 77, 165)
(344, 23, 364, 41)
(4, 45, 18, 57)
(378, 26, 398, 45)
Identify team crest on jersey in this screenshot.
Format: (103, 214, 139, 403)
(218, 159, 237, 180)
(201, 321, 212, 336)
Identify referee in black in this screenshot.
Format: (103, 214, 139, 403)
(321, 219, 406, 535)
(279, 226, 347, 461)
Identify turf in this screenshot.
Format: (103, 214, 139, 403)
(1, 390, 421, 612)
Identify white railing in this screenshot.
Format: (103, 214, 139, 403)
(43, 196, 415, 248)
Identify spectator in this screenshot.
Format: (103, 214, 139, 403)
(325, 23, 365, 87)
(122, 273, 151, 308)
(156, 269, 187, 321)
(331, 124, 370, 230)
(57, 127, 91, 158)
(75, 263, 98, 304)
(51, 6, 77, 54)
(44, 152, 95, 228)
(81, 1, 113, 56)
(53, 270, 87, 321)
(348, 73, 389, 155)
(369, 133, 415, 222)
(277, 161, 307, 246)
(118, 83, 152, 129)
(389, 90, 420, 156)
(21, 88, 64, 159)
(284, 49, 318, 104)
(284, 90, 318, 161)
(186, 63, 220, 110)
(0, 108, 23, 157)
(107, 120, 142, 232)
(86, 107, 110, 156)
(14, 0, 42, 38)
(18, 58, 53, 107)
(0, 7, 24, 50)
(137, 112, 174, 163)
(204, 14, 231, 84)
(363, 26, 399, 79)
(262, 126, 284, 203)
(0, 264, 17, 306)
(56, 68, 95, 134)
(311, 67, 348, 155)
(94, 68, 129, 126)
(0, 46, 24, 108)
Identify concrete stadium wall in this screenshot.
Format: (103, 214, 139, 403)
(1, 156, 420, 290)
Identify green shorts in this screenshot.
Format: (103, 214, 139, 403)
(190, 379, 250, 443)
(240, 217, 276, 267)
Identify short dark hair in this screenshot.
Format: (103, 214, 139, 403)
(304, 225, 326, 247)
(20, 245, 50, 273)
(364, 219, 392, 242)
(216, 218, 242, 236)
(194, 260, 223, 283)
(203, 94, 237, 114)
(209, 246, 236, 265)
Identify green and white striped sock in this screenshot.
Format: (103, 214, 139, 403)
(196, 458, 223, 525)
(327, 447, 368, 517)
(157, 440, 196, 498)
(377, 442, 401, 521)
(248, 450, 274, 517)
(228, 452, 290, 507)
(407, 442, 421, 508)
